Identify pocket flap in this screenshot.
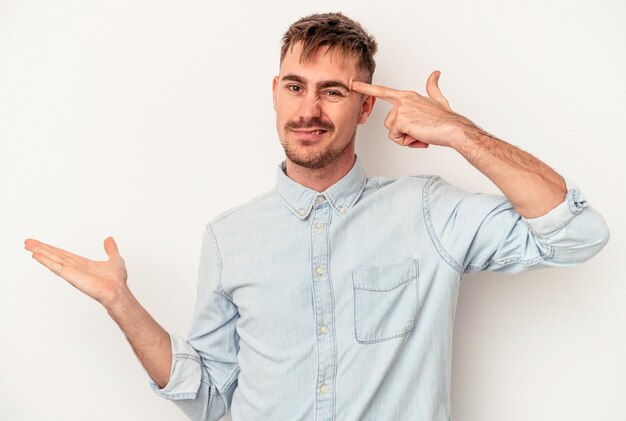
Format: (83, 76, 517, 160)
(352, 258, 419, 292)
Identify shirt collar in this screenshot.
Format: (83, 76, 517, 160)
(275, 155, 368, 220)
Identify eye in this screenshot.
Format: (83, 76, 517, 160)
(324, 89, 343, 97)
(287, 84, 303, 93)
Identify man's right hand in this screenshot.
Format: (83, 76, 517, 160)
(24, 236, 128, 307)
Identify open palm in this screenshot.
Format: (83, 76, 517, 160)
(24, 236, 128, 305)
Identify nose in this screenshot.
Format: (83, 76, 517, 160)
(296, 91, 322, 121)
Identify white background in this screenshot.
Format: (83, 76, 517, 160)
(1, 1, 624, 420)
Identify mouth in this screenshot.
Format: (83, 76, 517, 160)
(289, 129, 329, 141)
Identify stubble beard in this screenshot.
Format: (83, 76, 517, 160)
(281, 130, 355, 170)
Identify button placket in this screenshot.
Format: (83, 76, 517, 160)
(310, 199, 336, 420)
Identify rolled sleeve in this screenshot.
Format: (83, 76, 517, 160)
(423, 175, 610, 274)
(521, 178, 588, 238)
(149, 329, 238, 421)
(149, 333, 203, 400)
(148, 224, 241, 421)
(523, 178, 610, 268)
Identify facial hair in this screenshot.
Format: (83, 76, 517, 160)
(281, 117, 354, 170)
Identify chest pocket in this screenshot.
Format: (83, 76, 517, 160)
(351, 258, 419, 344)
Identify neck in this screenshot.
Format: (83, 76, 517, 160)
(285, 147, 356, 193)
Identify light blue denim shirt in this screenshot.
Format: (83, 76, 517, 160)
(150, 156, 609, 421)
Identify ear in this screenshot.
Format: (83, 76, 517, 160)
(357, 94, 376, 125)
(272, 76, 279, 111)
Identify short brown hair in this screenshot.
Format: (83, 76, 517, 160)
(280, 12, 378, 82)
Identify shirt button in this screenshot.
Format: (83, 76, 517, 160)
(320, 324, 329, 334)
(316, 195, 326, 203)
(320, 384, 328, 394)
(339, 206, 346, 214)
(315, 222, 323, 229)
(298, 209, 305, 216)
(316, 266, 325, 276)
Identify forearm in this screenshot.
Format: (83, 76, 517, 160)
(451, 125, 567, 218)
(103, 287, 172, 388)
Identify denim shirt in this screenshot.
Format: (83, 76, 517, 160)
(150, 156, 609, 421)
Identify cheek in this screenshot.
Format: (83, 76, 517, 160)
(274, 100, 291, 120)
(330, 98, 361, 116)
(325, 103, 361, 126)
(275, 96, 300, 117)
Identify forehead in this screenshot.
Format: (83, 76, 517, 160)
(279, 43, 359, 81)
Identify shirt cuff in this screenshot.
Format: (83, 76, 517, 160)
(149, 333, 203, 400)
(522, 177, 588, 238)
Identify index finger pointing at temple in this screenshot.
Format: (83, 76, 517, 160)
(351, 81, 402, 101)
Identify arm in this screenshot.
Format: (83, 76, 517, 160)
(451, 128, 566, 219)
(25, 231, 239, 420)
(423, 175, 609, 274)
(105, 287, 172, 387)
(352, 71, 567, 219)
(149, 223, 240, 420)
(351, 73, 609, 271)
(25, 231, 240, 420)
(24, 237, 172, 387)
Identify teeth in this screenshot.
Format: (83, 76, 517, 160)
(294, 130, 325, 135)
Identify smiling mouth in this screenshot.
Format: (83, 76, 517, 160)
(290, 129, 329, 141)
(291, 129, 328, 135)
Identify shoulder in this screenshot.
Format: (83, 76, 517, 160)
(365, 172, 437, 185)
(208, 188, 278, 228)
(366, 173, 440, 193)
(367, 174, 491, 211)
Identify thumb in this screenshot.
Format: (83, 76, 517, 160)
(403, 135, 430, 148)
(104, 236, 120, 259)
(426, 70, 451, 111)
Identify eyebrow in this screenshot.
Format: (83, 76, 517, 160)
(281, 74, 351, 92)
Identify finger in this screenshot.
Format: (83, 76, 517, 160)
(388, 125, 405, 144)
(31, 252, 64, 276)
(404, 136, 430, 148)
(351, 81, 403, 102)
(31, 251, 100, 292)
(25, 239, 76, 260)
(46, 243, 81, 263)
(425, 71, 451, 111)
(383, 108, 397, 130)
(104, 236, 120, 260)
(26, 242, 65, 265)
(25, 240, 91, 274)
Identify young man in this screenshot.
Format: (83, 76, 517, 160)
(25, 12, 609, 421)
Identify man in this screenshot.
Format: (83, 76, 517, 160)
(24, 12, 609, 421)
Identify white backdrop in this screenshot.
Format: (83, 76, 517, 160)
(1, 1, 624, 420)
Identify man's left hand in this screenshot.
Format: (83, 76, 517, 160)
(351, 71, 475, 149)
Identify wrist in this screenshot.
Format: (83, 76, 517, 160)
(102, 284, 136, 317)
(450, 122, 490, 155)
